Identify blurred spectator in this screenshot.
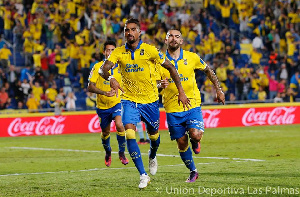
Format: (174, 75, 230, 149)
(17, 101, 26, 110)
(274, 92, 283, 103)
(45, 84, 58, 103)
(0, 44, 12, 72)
(267, 72, 278, 99)
(26, 92, 39, 113)
(0, 86, 8, 109)
(258, 86, 267, 101)
(65, 92, 76, 111)
(14, 80, 24, 103)
(86, 92, 96, 110)
(21, 78, 30, 99)
(29, 76, 43, 104)
(49, 97, 65, 115)
(252, 34, 264, 50)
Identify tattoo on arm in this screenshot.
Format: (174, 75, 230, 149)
(203, 66, 221, 90)
(161, 59, 184, 93)
(99, 60, 114, 80)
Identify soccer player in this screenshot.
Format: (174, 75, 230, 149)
(160, 29, 225, 182)
(99, 18, 190, 189)
(87, 40, 129, 167)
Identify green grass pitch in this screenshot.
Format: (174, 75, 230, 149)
(0, 125, 300, 196)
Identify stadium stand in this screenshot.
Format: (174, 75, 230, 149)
(0, 0, 299, 112)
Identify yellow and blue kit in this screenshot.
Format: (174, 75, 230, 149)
(161, 48, 206, 140)
(89, 61, 122, 129)
(107, 40, 165, 175)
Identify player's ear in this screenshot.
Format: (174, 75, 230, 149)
(179, 38, 183, 45)
(164, 38, 168, 44)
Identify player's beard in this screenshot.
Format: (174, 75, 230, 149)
(127, 35, 136, 44)
(168, 42, 180, 52)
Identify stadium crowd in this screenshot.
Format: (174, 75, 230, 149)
(0, 0, 299, 111)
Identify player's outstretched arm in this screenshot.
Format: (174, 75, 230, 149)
(161, 59, 191, 110)
(203, 66, 225, 105)
(87, 82, 116, 97)
(99, 60, 124, 97)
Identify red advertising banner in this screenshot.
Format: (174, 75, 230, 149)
(1, 104, 300, 137)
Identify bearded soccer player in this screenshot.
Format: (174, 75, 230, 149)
(88, 40, 129, 167)
(99, 18, 190, 189)
(160, 29, 225, 182)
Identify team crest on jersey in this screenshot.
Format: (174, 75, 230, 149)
(140, 49, 144, 55)
(184, 59, 187, 65)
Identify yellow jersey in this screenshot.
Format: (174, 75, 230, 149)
(107, 41, 165, 104)
(89, 61, 121, 109)
(0, 48, 12, 60)
(56, 62, 69, 75)
(160, 49, 206, 113)
(26, 97, 39, 111)
(45, 88, 58, 102)
(32, 86, 43, 102)
(33, 54, 41, 67)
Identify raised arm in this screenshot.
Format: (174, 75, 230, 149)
(203, 66, 225, 104)
(161, 59, 191, 110)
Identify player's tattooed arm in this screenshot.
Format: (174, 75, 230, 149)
(87, 82, 115, 97)
(203, 66, 225, 104)
(161, 59, 191, 110)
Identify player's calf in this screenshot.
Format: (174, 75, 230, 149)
(189, 129, 203, 154)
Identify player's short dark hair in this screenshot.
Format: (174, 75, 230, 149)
(125, 18, 140, 28)
(104, 40, 116, 50)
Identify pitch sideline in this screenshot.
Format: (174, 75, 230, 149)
(7, 146, 265, 162)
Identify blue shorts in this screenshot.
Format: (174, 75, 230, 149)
(166, 107, 204, 140)
(96, 103, 122, 129)
(121, 100, 159, 133)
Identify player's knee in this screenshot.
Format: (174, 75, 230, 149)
(190, 130, 204, 142)
(149, 132, 159, 141)
(115, 122, 124, 133)
(101, 132, 110, 140)
(125, 129, 136, 140)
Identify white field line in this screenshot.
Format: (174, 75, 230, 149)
(7, 146, 265, 162)
(0, 163, 216, 177)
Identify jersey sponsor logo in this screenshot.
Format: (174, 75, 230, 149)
(125, 64, 144, 72)
(168, 74, 188, 83)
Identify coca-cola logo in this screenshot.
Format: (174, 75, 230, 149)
(242, 107, 296, 126)
(202, 110, 221, 128)
(8, 117, 66, 137)
(88, 115, 115, 133)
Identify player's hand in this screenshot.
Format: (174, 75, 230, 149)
(178, 92, 191, 111)
(110, 78, 124, 98)
(105, 89, 116, 97)
(216, 89, 225, 105)
(161, 78, 169, 89)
